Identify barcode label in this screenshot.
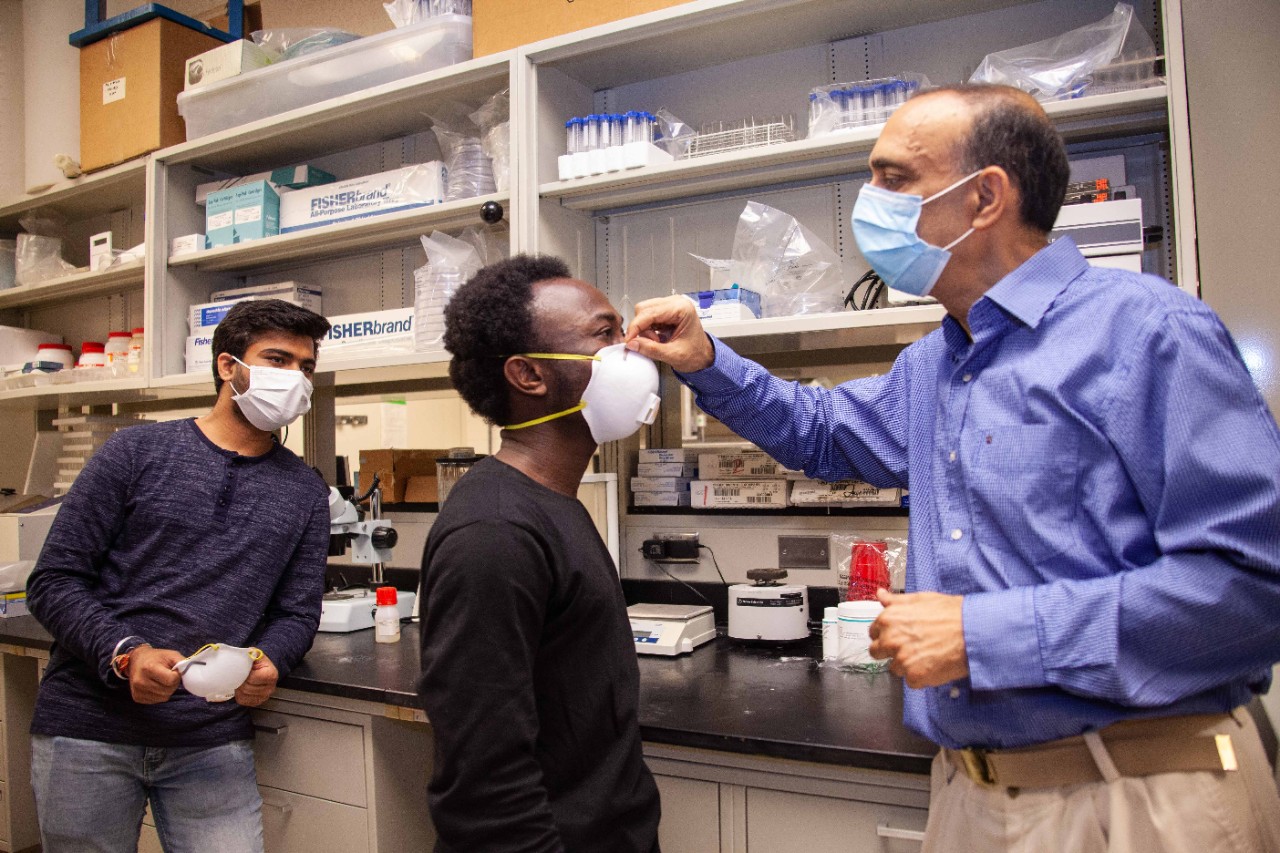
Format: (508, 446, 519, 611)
(714, 487, 740, 497)
(747, 495, 774, 504)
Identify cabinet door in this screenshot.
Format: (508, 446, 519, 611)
(745, 787, 926, 853)
(251, 709, 367, 807)
(654, 774, 720, 853)
(259, 785, 370, 853)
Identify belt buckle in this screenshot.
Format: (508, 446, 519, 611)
(959, 748, 997, 786)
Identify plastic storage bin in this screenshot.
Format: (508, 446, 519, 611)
(177, 15, 473, 139)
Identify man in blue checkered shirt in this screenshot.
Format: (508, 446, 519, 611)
(627, 84, 1280, 852)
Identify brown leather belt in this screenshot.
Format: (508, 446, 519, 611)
(944, 712, 1239, 790)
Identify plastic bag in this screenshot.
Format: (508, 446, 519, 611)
(251, 28, 361, 62)
(652, 108, 696, 158)
(470, 90, 510, 193)
(384, 0, 471, 27)
(968, 3, 1157, 101)
(413, 228, 502, 351)
(428, 108, 497, 202)
(15, 213, 77, 286)
(830, 534, 908, 600)
(710, 201, 845, 318)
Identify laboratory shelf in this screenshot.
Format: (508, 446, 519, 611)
(150, 350, 453, 393)
(539, 87, 1170, 213)
(0, 375, 149, 410)
(154, 53, 514, 173)
(0, 160, 147, 235)
(524, 0, 1026, 91)
(628, 505, 908, 517)
(166, 193, 510, 273)
(701, 303, 946, 353)
(0, 260, 145, 310)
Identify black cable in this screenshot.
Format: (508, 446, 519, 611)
(698, 544, 729, 587)
(639, 547, 715, 608)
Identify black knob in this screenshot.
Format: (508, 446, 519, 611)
(480, 200, 504, 224)
(371, 527, 398, 549)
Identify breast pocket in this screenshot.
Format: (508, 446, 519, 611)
(964, 423, 1081, 566)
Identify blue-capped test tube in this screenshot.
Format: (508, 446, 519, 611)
(843, 85, 861, 126)
(585, 114, 601, 151)
(565, 118, 578, 154)
(875, 82, 891, 123)
(641, 111, 657, 144)
(609, 114, 624, 149)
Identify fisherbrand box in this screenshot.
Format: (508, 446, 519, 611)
(280, 164, 447, 233)
(323, 307, 415, 354)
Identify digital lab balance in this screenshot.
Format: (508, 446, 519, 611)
(627, 603, 716, 656)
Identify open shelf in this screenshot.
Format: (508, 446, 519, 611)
(0, 375, 149, 409)
(0, 261, 145, 310)
(628, 505, 908, 517)
(540, 87, 1169, 213)
(168, 193, 509, 273)
(0, 160, 147, 234)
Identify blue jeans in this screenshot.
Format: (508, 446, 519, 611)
(31, 735, 264, 853)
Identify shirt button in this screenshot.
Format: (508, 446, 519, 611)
(949, 687, 961, 699)
(962, 373, 973, 383)
(948, 450, 957, 462)
(951, 529, 963, 541)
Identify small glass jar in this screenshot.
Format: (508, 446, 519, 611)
(374, 586, 401, 644)
(435, 447, 486, 506)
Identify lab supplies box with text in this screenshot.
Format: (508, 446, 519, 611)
(280, 164, 446, 232)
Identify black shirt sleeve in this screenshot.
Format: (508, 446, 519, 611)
(419, 519, 565, 853)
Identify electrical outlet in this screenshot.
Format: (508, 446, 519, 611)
(642, 532, 700, 563)
(778, 535, 829, 569)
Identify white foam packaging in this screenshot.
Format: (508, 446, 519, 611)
(690, 479, 789, 509)
(279, 164, 447, 233)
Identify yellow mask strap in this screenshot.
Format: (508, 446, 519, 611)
(504, 401, 587, 431)
(501, 353, 599, 431)
(180, 643, 264, 661)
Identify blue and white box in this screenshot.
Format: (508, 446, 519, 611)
(686, 286, 762, 321)
(280, 164, 447, 233)
(189, 301, 242, 332)
(185, 333, 215, 374)
(205, 181, 280, 247)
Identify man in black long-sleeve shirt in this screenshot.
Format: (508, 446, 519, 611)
(26, 300, 331, 853)
(419, 255, 662, 852)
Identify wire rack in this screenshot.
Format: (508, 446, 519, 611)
(684, 115, 796, 159)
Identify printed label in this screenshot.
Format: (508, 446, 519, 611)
(234, 205, 263, 224)
(103, 78, 126, 104)
(206, 211, 234, 229)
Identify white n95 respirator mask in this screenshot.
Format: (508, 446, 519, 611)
(231, 356, 313, 432)
(504, 343, 661, 444)
(173, 643, 262, 703)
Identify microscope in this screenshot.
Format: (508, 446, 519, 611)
(320, 476, 417, 633)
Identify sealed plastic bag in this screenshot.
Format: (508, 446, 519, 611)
(695, 201, 846, 318)
(251, 28, 361, 61)
(429, 109, 497, 201)
(968, 3, 1157, 101)
(830, 533, 908, 600)
(652, 108, 696, 159)
(15, 213, 76, 286)
(384, 0, 471, 26)
(413, 228, 504, 350)
(470, 90, 510, 193)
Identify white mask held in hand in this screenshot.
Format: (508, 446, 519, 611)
(231, 356, 313, 432)
(504, 343, 661, 444)
(173, 644, 262, 703)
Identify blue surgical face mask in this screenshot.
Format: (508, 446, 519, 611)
(851, 170, 982, 297)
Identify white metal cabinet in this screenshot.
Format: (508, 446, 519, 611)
(745, 787, 925, 853)
(259, 785, 370, 853)
(654, 773, 722, 853)
(251, 708, 367, 807)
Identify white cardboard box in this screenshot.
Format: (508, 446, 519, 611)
(212, 281, 322, 310)
(690, 479, 789, 509)
(279, 164, 446, 233)
(633, 492, 692, 507)
(185, 333, 214, 374)
(185, 39, 272, 91)
(698, 451, 786, 479)
(637, 462, 698, 477)
(322, 307, 416, 359)
(789, 480, 902, 506)
(629, 477, 692, 493)
(639, 448, 692, 464)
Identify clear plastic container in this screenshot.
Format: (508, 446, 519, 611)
(177, 15, 473, 139)
(435, 447, 485, 505)
(104, 331, 132, 365)
(0, 240, 15, 290)
(375, 586, 401, 644)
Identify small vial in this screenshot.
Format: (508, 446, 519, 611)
(584, 114, 601, 151)
(609, 114, 624, 149)
(808, 93, 820, 129)
(872, 82, 888, 123)
(375, 586, 401, 644)
(822, 606, 838, 660)
(623, 110, 640, 144)
(641, 111, 657, 144)
(565, 118, 578, 154)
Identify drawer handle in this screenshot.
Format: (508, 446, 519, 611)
(876, 822, 926, 842)
(261, 799, 293, 817)
(253, 722, 289, 735)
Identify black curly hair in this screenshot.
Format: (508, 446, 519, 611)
(444, 254, 572, 426)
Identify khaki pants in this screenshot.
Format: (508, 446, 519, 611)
(922, 710, 1280, 852)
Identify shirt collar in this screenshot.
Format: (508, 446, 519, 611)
(980, 236, 1089, 329)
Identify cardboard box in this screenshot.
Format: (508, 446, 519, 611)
(357, 449, 450, 503)
(323, 307, 415, 353)
(185, 333, 214, 373)
(195, 164, 336, 205)
(206, 181, 279, 246)
(697, 451, 786, 479)
(636, 461, 697, 477)
(184, 39, 272, 91)
(638, 448, 692, 464)
(629, 477, 691, 493)
(279, 164, 446, 233)
(788, 480, 902, 507)
(690, 479, 789, 509)
(403, 475, 440, 504)
(80, 19, 223, 172)
(633, 491, 691, 507)
(473, 0, 693, 56)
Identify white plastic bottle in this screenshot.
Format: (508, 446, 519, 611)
(374, 586, 401, 644)
(822, 606, 838, 660)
